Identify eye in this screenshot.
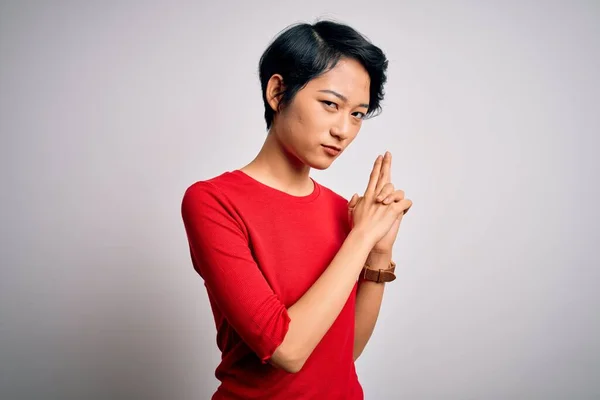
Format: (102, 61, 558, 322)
(353, 111, 366, 119)
(321, 100, 338, 109)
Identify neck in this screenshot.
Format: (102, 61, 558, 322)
(241, 127, 313, 196)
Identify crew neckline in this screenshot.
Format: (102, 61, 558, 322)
(230, 169, 321, 203)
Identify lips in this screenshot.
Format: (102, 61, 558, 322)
(322, 145, 342, 151)
(322, 144, 342, 157)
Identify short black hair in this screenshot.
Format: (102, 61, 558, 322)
(258, 20, 389, 130)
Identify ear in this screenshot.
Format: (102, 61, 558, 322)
(265, 74, 285, 112)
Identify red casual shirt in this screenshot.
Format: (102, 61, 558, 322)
(181, 169, 362, 399)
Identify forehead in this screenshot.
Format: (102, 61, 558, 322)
(306, 58, 370, 100)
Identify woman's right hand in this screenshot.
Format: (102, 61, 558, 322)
(350, 155, 411, 247)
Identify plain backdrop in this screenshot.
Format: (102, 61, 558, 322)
(1, 1, 599, 399)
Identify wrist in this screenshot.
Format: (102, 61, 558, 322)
(348, 227, 378, 252)
(365, 251, 392, 269)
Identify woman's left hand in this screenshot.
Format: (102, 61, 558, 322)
(347, 151, 410, 254)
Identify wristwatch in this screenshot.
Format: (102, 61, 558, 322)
(360, 260, 396, 283)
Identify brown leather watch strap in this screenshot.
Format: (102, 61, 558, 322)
(360, 260, 397, 283)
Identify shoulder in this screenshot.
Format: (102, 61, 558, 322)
(180, 174, 248, 235)
(181, 172, 237, 214)
(182, 180, 219, 205)
(182, 171, 236, 201)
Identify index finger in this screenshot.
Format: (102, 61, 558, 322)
(375, 151, 392, 193)
(364, 155, 383, 198)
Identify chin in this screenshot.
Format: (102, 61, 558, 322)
(307, 157, 335, 170)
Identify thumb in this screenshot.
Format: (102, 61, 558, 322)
(348, 193, 359, 209)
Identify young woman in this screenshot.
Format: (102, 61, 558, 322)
(181, 20, 412, 400)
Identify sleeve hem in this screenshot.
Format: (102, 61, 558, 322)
(257, 309, 291, 364)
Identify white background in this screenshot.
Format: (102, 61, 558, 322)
(1, 1, 599, 399)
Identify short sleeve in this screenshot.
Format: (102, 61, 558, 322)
(181, 181, 290, 363)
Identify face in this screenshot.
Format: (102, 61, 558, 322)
(267, 57, 371, 170)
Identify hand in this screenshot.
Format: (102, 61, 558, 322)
(348, 152, 412, 249)
(347, 152, 412, 253)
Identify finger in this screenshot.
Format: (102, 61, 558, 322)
(375, 183, 395, 202)
(347, 194, 358, 226)
(375, 151, 392, 194)
(364, 155, 383, 198)
(391, 198, 412, 215)
(403, 200, 413, 215)
(381, 189, 405, 204)
(348, 193, 359, 209)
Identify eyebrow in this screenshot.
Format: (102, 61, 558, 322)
(318, 89, 369, 109)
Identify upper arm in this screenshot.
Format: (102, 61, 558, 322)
(181, 182, 291, 364)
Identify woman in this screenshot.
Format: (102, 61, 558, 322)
(181, 20, 412, 400)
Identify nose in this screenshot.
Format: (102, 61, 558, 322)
(330, 114, 352, 140)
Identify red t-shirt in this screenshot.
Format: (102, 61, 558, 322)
(181, 170, 362, 399)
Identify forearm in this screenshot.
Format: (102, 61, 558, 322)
(271, 228, 374, 372)
(353, 251, 391, 361)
